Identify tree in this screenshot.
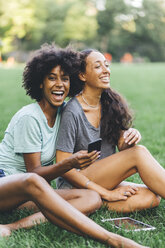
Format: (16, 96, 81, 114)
(96, 0, 165, 61)
(0, 0, 98, 55)
(132, 0, 165, 61)
(0, 0, 40, 53)
(96, 0, 129, 53)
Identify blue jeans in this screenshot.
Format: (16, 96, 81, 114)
(0, 169, 5, 177)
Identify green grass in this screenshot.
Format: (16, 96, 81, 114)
(0, 63, 165, 247)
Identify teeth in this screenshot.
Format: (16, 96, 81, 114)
(52, 91, 64, 95)
(101, 77, 109, 80)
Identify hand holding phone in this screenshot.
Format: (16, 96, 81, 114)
(88, 138, 102, 153)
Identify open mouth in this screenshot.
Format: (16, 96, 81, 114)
(52, 91, 64, 96)
(52, 90, 65, 101)
(100, 76, 110, 82)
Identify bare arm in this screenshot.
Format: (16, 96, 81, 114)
(23, 150, 98, 182)
(117, 128, 141, 151)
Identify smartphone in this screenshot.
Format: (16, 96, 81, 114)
(101, 217, 156, 232)
(88, 138, 102, 153)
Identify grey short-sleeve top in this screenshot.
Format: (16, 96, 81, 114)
(56, 97, 116, 158)
(56, 97, 116, 189)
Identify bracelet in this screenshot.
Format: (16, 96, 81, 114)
(85, 180, 91, 188)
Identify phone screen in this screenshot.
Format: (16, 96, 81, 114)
(101, 217, 156, 232)
(113, 218, 145, 230)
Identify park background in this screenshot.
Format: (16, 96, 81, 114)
(0, 0, 165, 62)
(0, 0, 165, 247)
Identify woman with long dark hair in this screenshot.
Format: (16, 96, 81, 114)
(0, 45, 149, 248)
(56, 48, 164, 213)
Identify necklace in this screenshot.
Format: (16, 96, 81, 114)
(81, 93, 100, 109)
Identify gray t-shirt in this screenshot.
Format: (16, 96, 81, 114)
(56, 97, 116, 189)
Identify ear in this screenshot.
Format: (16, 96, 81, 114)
(40, 83, 43, 89)
(79, 73, 86, 82)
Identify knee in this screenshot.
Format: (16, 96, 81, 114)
(131, 145, 149, 161)
(23, 173, 46, 196)
(133, 144, 148, 154)
(138, 187, 161, 209)
(86, 190, 102, 211)
(148, 192, 161, 208)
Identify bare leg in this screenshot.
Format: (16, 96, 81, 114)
(18, 188, 102, 214)
(0, 173, 147, 247)
(105, 182, 161, 213)
(81, 145, 165, 191)
(2, 189, 102, 235)
(80, 145, 164, 211)
(21, 185, 159, 214)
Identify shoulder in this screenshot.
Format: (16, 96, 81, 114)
(7, 103, 42, 129)
(62, 97, 81, 115)
(60, 98, 82, 126)
(17, 103, 41, 117)
(17, 103, 45, 120)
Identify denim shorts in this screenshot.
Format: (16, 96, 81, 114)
(0, 169, 5, 177)
(56, 176, 73, 189)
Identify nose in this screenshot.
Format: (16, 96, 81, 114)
(55, 79, 64, 87)
(102, 65, 110, 74)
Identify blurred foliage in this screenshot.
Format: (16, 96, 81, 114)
(96, 0, 165, 61)
(0, 0, 165, 61)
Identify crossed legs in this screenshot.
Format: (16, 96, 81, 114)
(81, 145, 163, 212)
(0, 173, 147, 247)
(105, 182, 161, 212)
(0, 174, 101, 235)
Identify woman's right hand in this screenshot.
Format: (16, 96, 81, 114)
(69, 150, 100, 170)
(102, 185, 138, 202)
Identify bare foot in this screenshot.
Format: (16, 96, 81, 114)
(0, 225, 11, 237)
(106, 233, 150, 248)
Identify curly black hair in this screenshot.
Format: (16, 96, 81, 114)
(69, 49, 133, 145)
(22, 44, 81, 102)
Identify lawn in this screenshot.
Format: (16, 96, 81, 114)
(0, 63, 165, 247)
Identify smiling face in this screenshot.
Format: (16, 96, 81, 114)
(80, 51, 111, 91)
(40, 65, 70, 108)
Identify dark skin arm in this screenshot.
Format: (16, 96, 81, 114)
(117, 128, 141, 151)
(23, 150, 99, 183)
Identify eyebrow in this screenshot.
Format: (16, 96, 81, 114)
(94, 60, 108, 63)
(48, 72, 69, 76)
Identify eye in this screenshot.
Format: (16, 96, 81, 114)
(105, 61, 110, 67)
(62, 76, 70, 82)
(48, 76, 56, 81)
(95, 65, 100, 69)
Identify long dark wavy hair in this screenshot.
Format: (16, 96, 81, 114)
(69, 49, 133, 145)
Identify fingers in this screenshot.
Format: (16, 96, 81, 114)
(90, 151, 101, 161)
(122, 186, 139, 199)
(75, 150, 100, 169)
(78, 151, 100, 161)
(135, 132, 141, 144)
(123, 128, 141, 145)
(106, 185, 139, 202)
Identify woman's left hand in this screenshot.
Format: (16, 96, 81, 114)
(123, 128, 141, 145)
(102, 185, 138, 202)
